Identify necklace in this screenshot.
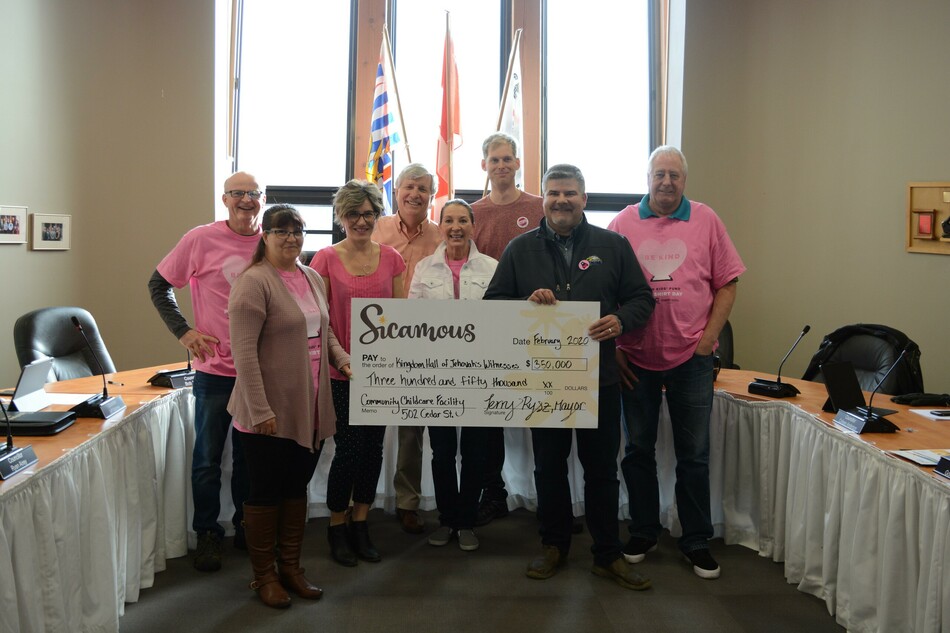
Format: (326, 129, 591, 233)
(344, 243, 376, 276)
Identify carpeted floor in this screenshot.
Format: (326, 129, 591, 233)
(119, 508, 844, 633)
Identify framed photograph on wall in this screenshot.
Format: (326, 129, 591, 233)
(0, 206, 28, 244)
(912, 209, 936, 240)
(30, 213, 72, 251)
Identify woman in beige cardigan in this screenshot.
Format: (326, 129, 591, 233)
(228, 205, 351, 608)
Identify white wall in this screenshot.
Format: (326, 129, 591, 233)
(682, 0, 950, 392)
(0, 0, 215, 387)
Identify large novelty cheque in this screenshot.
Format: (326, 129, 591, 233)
(349, 299, 600, 428)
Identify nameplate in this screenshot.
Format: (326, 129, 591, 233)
(349, 299, 600, 428)
(148, 369, 195, 389)
(0, 444, 39, 480)
(833, 408, 898, 434)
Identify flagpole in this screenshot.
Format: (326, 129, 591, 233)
(444, 11, 454, 202)
(382, 28, 412, 162)
(484, 28, 523, 198)
(495, 28, 522, 132)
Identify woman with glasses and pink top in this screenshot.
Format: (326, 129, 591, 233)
(309, 180, 406, 567)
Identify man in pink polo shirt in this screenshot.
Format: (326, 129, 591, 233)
(608, 146, 745, 580)
(372, 163, 441, 534)
(148, 171, 264, 571)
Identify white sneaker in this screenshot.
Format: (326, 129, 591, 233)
(427, 525, 454, 547)
(457, 529, 479, 551)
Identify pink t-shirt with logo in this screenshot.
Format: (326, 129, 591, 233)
(608, 200, 745, 371)
(157, 221, 261, 376)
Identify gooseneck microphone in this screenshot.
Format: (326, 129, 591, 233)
(858, 347, 907, 425)
(68, 316, 126, 419)
(748, 325, 811, 398)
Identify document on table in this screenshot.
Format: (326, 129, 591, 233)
(47, 393, 95, 405)
(889, 448, 950, 466)
(910, 409, 950, 421)
(349, 298, 600, 428)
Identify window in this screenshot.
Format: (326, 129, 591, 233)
(235, 0, 351, 186)
(392, 0, 502, 191)
(221, 0, 678, 224)
(545, 0, 651, 195)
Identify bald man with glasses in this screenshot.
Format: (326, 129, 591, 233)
(148, 171, 265, 573)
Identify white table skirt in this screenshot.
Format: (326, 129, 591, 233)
(708, 394, 949, 633)
(0, 392, 192, 633)
(2, 388, 947, 632)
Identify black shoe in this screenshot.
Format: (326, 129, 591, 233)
(475, 497, 509, 527)
(684, 548, 720, 579)
(194, 531, 223, 572)
(348, 520, 382, 562)
(327, 523, 357, 567)
(622, 536, 658, 564)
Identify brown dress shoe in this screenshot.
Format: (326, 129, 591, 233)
(591, 557, 652, 591)
(526, 545, 564, 580)
(397, 509, 425, 534)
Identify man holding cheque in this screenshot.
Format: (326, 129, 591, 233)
(483, 164, 655, 590)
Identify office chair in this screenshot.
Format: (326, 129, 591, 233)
(13, 306, 118, 382)
(800, 323, 924, 395)
(715, 319, 739, 370)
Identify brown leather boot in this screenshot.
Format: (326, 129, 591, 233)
(243, 503, 291, 608)
(277, 498, 323, 600)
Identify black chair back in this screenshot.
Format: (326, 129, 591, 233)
(13, 306, 117, 382)
(801, 323, 923, 395)
(715, 320, 739, 370)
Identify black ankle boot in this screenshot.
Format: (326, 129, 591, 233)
(348, 520, 382, 562)
(327, 523, 357, 567)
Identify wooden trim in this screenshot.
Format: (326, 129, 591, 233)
(352, 1, 387, 182)
(511, 0, 541, 195)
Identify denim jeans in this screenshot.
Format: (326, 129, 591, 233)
(620, 353, 714, 553)
(429, 426, 488, 529)
(191, 371, 248, 536)
(532, 383, 623, 567)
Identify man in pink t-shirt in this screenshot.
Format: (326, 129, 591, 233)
(608, 146, 745, 581)
(148, 171, 264, 572)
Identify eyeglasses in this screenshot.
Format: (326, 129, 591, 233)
(267, 229, 304, 239)
(225, 189, 263, 200)
(344, 211, 378, 223)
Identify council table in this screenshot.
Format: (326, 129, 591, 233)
(2, 366, 948, 632)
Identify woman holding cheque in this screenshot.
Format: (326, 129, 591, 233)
(408, 199, 498, 552)
(310, 180, 406, 566)
(228, 205, 351, 608)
